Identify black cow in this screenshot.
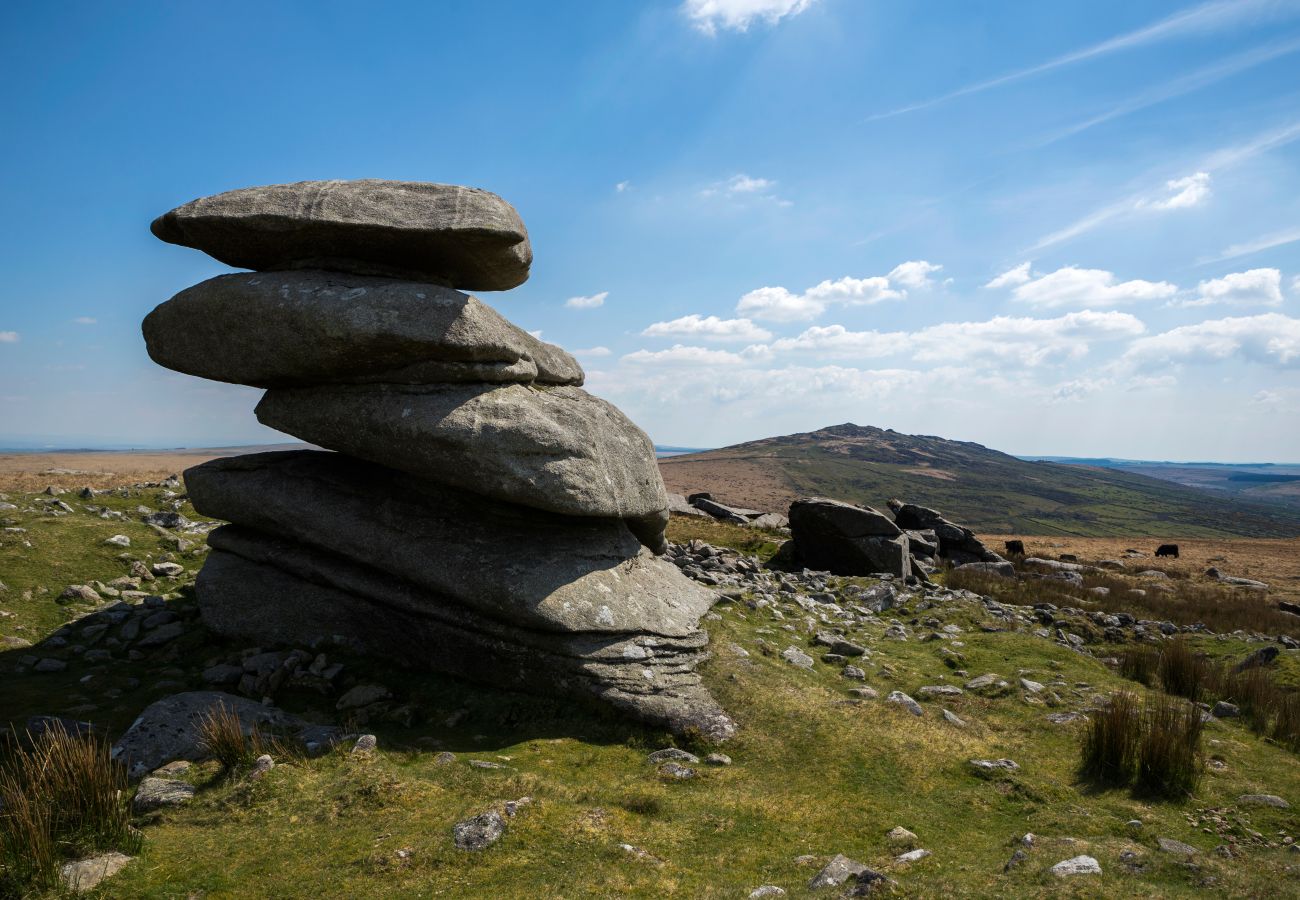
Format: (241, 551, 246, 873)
(1004, 540, 1025, 556)
(1155, 544, 1179, 558)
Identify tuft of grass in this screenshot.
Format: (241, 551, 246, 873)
(0, 723, 140, 892)
(1118, 647, 1158, 686)
(1080, 691, 1140, 784)
(1135, 695, 1205, 800)
(617, 791, 665, 817)
(198, 703, 263, 776)
(1271, 692, 1300, 751)
(1157, 637, 1211, 703)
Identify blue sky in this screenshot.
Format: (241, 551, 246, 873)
(1, 0, 1299, 460)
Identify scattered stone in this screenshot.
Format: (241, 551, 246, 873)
(453, 810, 505, 850)
(135, 621, 183, 648)
(33, 658, 67, 673)
(886, 691, 923, 716)
(808, 854, 868, 889)
(1234, 646, 1280, 672)
(894, 848, 930, 863)
(969, 758, 1019, 777)
(1211, 701, 1240, 719)
(133, 776, 196, 812)
(104, 534, 131, 547)
(1019, 677, 1044, 694)
(249, 754, 275, 779)
(749, 887, 786, 898)
(942, 709, 967, 728)
(352, 734, 378, 753)
(886, 826, 918, 846)
(786, 498, 909, 577)
(658, 762, 696, 780)
(1239, 794, 1290, 808)
(782, 646, 815, 669)
(1050, 855, 1101, 877)
(647, 747, 699, 765)
(1157, 837, 1197, 856)
(1003, 849, 1028, 872)
(150, 561, 185, 577)
(706, 753, 732, 766)
(842, 665, 866, 681)
(60, 852, 133, 893)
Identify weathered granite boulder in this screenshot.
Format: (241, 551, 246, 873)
(110, 691, 339, 779)
(888, 500, 1004, 565)
(785, 497, 910, 577)
(186, 451, 712, 636)
(255, 383, 669, 545)
(197, 538, 736, 741)
(151, 180, 531, 290)
(143, 271, 581, 387)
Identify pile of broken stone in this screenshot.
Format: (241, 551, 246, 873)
(143, 179, 734, 740)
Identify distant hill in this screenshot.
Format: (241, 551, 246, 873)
(1027, 457, 1300, 510)
(658, 423, 1300, 538)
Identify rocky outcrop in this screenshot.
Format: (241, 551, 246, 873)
(143, 179, 732, 740)
(785, 498, 910, 577)
(764, 496, 1005, 579)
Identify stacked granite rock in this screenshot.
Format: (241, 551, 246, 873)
(143, 180, 734, 740)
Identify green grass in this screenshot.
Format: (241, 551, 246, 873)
(4, 490, 1300, 896)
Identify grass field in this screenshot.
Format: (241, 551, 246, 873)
(4, 482, 1300, 896)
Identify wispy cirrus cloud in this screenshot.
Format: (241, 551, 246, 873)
(868, 0, 1300, 120)
(1200, 226, 1300, 264)
(1033, 37, 1300, 147)
(0, 331, 18, 343)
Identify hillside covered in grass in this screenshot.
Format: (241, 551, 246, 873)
(660, 424, 1300, 538)
(4, 488, 1300, 896)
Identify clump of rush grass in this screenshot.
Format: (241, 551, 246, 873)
(1080, 691, 1141, 785)
(1271, 692, 1300, 751)
(1135, 695, 1205, 800)
(1117, 647, 1158, 686)
(198, 703, 263, 775)
(1157, 637, 1211, 703)
(0, 723, 140, 893)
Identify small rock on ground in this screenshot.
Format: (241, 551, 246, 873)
(1051, 855, 1101, 877)
(60, 852, 133, 893)
(132, 777, 195, 812)
(453, 811, 505, 850)
(808, 854, 868, 889)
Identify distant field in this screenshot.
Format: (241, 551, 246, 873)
(0, 444, 309, 491)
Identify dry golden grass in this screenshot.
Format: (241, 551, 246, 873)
(0, 444, 307, 491)
(982, 533, 1300, 607)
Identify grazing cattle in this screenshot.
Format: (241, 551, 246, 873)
(1004, 540, 1025, 556)
(1155, 544, 1179, 558)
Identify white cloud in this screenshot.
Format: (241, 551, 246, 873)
(1123, 313, 1300, 369)
(700, 173, 788, 204)
(527, 329, 543, 339)
(642, 314, 772, 342)
(683, 0, 815, 34)
(735, 286, 826, 322)
(1050, 377, 1113, 403)
(734, 264, 940, 322)
(72, 316, 97, 325)
(1138, 171, 1211, 210)
(753, 311, 1144, 369)
(565, 291, 608, 310)
(1007, 265, 1177, 308)
(1177, 268, 1284, 308)
(887, 260, 943, 290)
(615, 181, 630, 193)
(0, 331, 18, 343)
(985, 262, 1032, 289)
(621, 344, 749, 366)
(910, 311, 1147, 366)
(768, 324, 905, 358)
(1293, 274, 1300, 297)
(572, 346, 612, 357)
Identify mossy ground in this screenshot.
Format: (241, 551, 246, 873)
(3, 496, 1300, 897)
